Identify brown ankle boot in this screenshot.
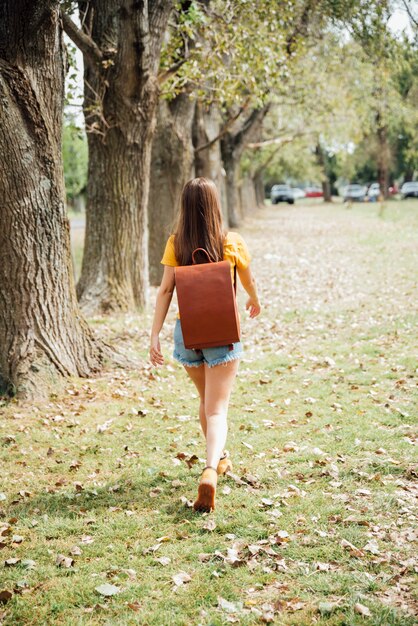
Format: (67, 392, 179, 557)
(217, 451, 233, 475)
(193, 466, 217, 512)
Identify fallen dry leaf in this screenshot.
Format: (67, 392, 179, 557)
(218, 596, 243, 614)
(55, 554, 74, 568)
(81, 535, 94, 544)
(155, 556, 171, 566)
(172, 571, 191, 586)
(203, 519, 216, 532)
(0, 589, 13, 604)
(341, 538, 364, 557)
(354, 602, 371, 616)
(363, 539, 380, 555)
(95, 583, 120, 597)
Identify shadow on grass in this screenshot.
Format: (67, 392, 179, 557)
(8, 470, 208, 526)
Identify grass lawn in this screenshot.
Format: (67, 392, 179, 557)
(1, 200, 417, 625)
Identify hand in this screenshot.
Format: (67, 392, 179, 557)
(150, 334, 164, 366)
(246, 297, 261, 318)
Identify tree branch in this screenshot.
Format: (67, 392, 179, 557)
(61, 11, 103, 65)
(236, 103, 271, 146)
(157, 56, 189, 85)
(253, 144, 284, 177)
(194, 96, 252, 153)
(247, 130, 305, 148)
(402, 0, 418, 27)
(157, 0, 209, 85)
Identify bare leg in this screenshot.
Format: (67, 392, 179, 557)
(204, 359, 239, 468)
(194, 359, 239, 512)
(184, 363, 232, 476)
(184, 365, 206, 436)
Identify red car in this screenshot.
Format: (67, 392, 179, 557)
(305, 186, 323, 198)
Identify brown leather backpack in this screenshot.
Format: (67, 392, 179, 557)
(174, 248, 240, 349)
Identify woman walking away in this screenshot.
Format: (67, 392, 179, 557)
(149, 177, 260, 512)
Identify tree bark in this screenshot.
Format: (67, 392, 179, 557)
(238, 176, 258, 216)
(67, 1, 173, 314)
(0, 0, 103, 397)
(221, 137, 241, 228)
(376, 121, 390, 199)
(220, 105, 270, 227)
(315, 142, 332, 202)
(148, 94, 195, 286)
(253, 171, 266, 208)
(193, 100, 228, 222)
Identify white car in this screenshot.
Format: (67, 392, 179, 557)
(343, 184, 367, 202)
(401, 182, 418, 199)
(291, 188, 306, 200)
(270, 184, 294, 204)
(367, 183, 380, 200)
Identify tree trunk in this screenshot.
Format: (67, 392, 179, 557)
(148, 94, 195, 286)
(238, 176, 258, 216)
(193, 101, 228, 222)
(0, 0, 103, 397)
(220, 136, 241, 228)
(315, 142, 332, 202)
(377, 123, 390, 199)
(253, 171, 265, 208)
(221, 105, 270, 227)
(70, 1, 172, 314)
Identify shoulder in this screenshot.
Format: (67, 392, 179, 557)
(224, 231, 251, 269)
(224, 231, 246, 247)
(165, 234, 176, 250)
(160, 234, 178, 266)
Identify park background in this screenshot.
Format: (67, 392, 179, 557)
(0, 1, 417, 624)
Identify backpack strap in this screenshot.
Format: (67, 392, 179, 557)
(192, 248, 214, 264)
(230, 265, 237, 350)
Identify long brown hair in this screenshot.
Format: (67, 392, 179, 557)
(173, 177, 226, 266)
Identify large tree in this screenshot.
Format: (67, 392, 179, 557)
(148, 0, 208, 286)
(0, 0, 103, 397)
(62, 0, 173, 314)
(148, 94, 196, 286)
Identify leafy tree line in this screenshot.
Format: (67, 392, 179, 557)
(1, 0, 416, 396)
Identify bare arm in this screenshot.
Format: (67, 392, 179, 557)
(150, 265, 175, 365)
(237, 265, 261, 318)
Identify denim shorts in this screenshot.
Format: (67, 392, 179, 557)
(173, 318, 243, 368)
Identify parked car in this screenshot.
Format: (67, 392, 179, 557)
(343, 184, 367, 202)
(401, 182, 418, 199)
(367, 182, 380, 201)
(270, 184, 294, 204)
(291, 187, 306, 200)
(305, 186, 323, 198)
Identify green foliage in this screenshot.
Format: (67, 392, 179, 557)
(334, 34, 418, 184)
(64, 41, 80, 109)
(161, 0, 288, 107)
(160, 0, 393, 109)
(62, 121, 87, 199)
(244, 23, 418, 187)
(241, 33, 376, 185)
